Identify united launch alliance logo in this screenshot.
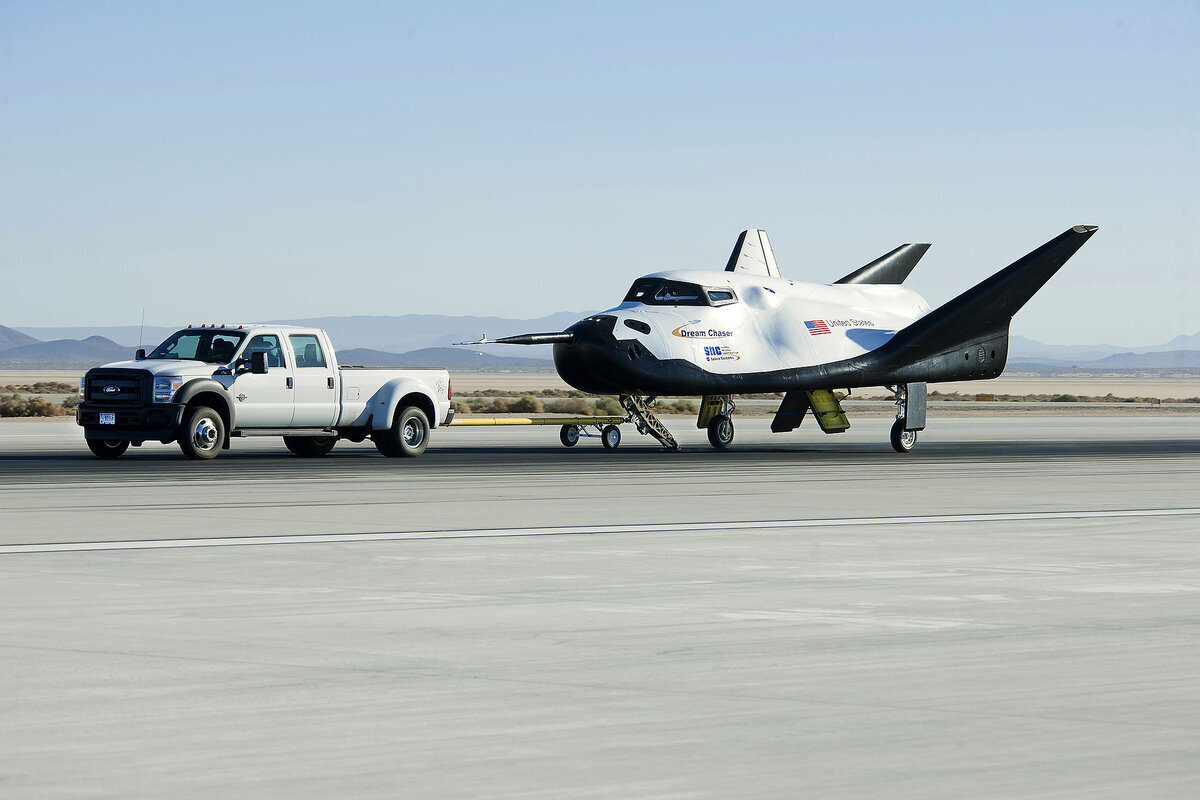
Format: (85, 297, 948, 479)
(672, 320, 733, 339)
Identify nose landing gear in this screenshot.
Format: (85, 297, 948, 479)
(698, 395, 736, 450)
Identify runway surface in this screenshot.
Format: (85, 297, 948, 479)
(2, 417, 1200, 798)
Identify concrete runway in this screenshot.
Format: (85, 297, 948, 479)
(2, 417, 1200, 798)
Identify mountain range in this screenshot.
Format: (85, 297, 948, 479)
(3, 319, 1200, 370)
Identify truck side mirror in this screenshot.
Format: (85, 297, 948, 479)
(135, 348, 146, 361)
(250, 351, 269, 374)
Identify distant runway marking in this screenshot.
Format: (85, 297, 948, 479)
(3, 507, 1200, 554)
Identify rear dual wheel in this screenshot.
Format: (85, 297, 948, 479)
(374, 406, 429, 458)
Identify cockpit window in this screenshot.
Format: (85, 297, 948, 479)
(624, 279, 712, 306)
(707, 290, 736, 305)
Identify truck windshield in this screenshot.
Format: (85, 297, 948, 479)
(623, 279, 710, 306)
(148, 330, 247, 363)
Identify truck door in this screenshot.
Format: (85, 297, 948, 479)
(230, 334, 295, 428)
(287, 333, 338, 428)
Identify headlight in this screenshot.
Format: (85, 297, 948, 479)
(79, 377, 86, 400)
(153, 376, 184, 403)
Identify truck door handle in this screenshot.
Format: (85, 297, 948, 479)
(287, 377, 293, 389)
(327, 377, 335, 389)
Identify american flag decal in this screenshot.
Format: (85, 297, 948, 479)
(805, 319, 831, 335)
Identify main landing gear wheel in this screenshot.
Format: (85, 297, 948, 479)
(559, 424, 580, 447)
(375, 406, 430, 458)
(179, 405, 224, 460)
(707, 414, 734, 449)
(284, 435, 337, 457)
(890, 419, 918, 453)
(87, 439, 129, 459)
(601, 424, 621, 450)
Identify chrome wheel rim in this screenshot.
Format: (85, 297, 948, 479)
(900, 430, 916, 449)
(403, 419, 425, 447)
(605, 429, 618, 446)
(193, 418, 219, 450)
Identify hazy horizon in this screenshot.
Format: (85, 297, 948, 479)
(2, 2, 1196, 346)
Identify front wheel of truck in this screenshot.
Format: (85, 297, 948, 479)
(178, 405, 225, 460)
(87, 439, 129, 459)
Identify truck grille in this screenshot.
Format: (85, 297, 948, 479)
(86, 369, 150, 407)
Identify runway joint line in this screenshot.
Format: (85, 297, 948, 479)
(3, 507, 1199, 554)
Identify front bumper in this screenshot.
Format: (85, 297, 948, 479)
(77, 403, 187, 443)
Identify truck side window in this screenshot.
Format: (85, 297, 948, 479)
(289, 334, 327, 368)
(244, 334, 286, 368)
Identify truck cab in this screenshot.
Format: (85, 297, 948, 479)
(78, 324, 453, 460)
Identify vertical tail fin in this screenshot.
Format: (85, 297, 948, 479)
(724, 229, 780, 278)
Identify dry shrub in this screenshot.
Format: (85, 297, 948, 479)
(0, 393, 74, 417)
(545, 398, 593, 415)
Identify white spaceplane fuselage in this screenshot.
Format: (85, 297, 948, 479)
(592, 270, 932, 387)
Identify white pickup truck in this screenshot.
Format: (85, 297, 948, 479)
(76, 324, 454, 460)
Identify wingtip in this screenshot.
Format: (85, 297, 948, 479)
(1072, 225, 1099, 234)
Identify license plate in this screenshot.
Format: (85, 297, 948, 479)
(99, 413, 116, 425)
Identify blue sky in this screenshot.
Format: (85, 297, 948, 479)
(1, 1, 1196, 345)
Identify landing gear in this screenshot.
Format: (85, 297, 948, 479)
(889, 382, 926, 454)
(890, 419, 917, 453)
(707, 414, 734, 449)
(620, 394, 678, 450)
(699, 395, 735, 450)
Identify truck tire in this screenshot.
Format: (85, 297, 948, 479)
(87, 439, 129, 459)
(178, 405, 225, 460)
(284, 435, 337, 457)
(375, 406, 429, 458)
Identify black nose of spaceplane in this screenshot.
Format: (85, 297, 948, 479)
(552, 315, 639, 395)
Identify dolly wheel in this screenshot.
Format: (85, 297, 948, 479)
(601, 424, 621, 450)
(559, 425, 580, 447)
